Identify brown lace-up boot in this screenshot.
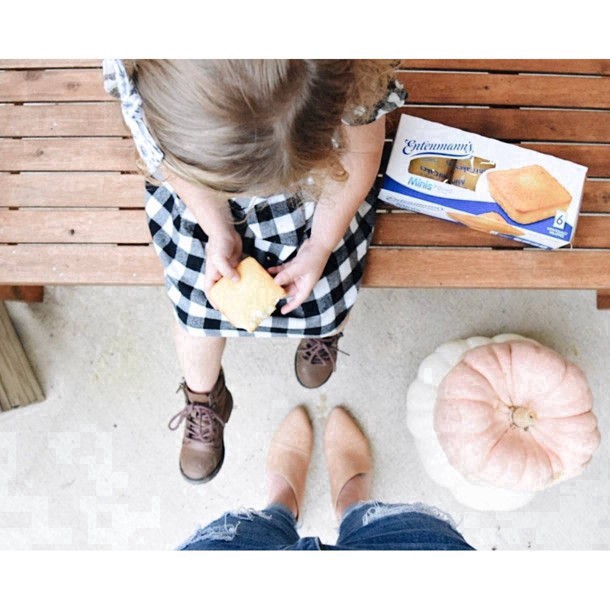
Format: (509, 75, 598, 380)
(294, 332, 348, 389)
(168, 369, 233, 483)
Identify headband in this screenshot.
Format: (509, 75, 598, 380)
(102, 59, 165, 177)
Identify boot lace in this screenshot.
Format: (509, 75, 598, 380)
(297, 332, 349, 370)
(168, 385, 225, 447)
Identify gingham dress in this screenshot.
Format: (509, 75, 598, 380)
(105, 66, 406, 337)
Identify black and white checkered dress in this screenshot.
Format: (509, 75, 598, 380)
(139, 79, 406, 337)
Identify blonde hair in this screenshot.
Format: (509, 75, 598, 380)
(126, 59, 398, 197)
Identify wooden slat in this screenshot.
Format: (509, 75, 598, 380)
(0, 139, 137, 171)
(0, 302, 45, 410)
(396, 73, 610, 110)
(0, 287, 44, 302)
(372, 214, 610, 249)
(1, 209, 609, 249)
(0, 59, 101, 69)
(0, 103, 127, 137)
(0, 173, 145, 208)
(0, 69, 110, 103)
(3, 69, 609, 109)
(362, 249, 610, 289)
(0, 245, 163, 285)
(580, 181, 610, 213)
(386, 107, 610, 143)
(400, 60, 610, 76)
(1, 245, 609, 289)
(0, 210, 150, 244)
(519, 144, 610, 178)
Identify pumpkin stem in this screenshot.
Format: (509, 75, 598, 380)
(511, 406, 537, 430)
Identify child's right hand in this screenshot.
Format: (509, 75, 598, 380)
(204, 229, 243, 307)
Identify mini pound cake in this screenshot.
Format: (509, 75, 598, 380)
(209, 257, 287, 332)
(486, 165, 572, 224)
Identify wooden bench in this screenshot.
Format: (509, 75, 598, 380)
(1, 59, 609, 308)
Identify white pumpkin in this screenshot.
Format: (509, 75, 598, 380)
(406, 334, 600, 511)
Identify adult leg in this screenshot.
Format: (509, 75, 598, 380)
(177, 504, 300, 551)
(335, 501, 475, 551)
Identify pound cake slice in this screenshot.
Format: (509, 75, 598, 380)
(486, 165, 572, 224)
(209, 257, 287, 333)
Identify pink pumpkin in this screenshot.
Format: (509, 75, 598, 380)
(434, 340, 600, 492)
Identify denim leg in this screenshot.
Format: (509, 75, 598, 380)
(177, 504, 301, 551)
(334, 501, 475, 550)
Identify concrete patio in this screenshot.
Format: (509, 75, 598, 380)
(1, 284, 608, 550)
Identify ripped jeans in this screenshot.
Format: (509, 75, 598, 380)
(177, 501, 475, 551)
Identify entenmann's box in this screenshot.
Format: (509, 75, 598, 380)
(379, 115, 588, 249)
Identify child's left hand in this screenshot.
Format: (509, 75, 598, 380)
(269, 239, 332, 315)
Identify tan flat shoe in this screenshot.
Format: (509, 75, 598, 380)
(324, 407, 372, 519)
(266, 406, 313, 521)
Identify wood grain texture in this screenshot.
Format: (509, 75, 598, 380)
(372, 214, 610, 249)
(362, 249, 610, 289)
(0, 102, 127, 137)
(0, 69, 111, 103)
(399, 59, 610, 75)
(0, 59, 101, 69)
(0, 245, 164, 284)
(2, 208, 609, 249)
(385, 107, 610, 143)
(396, 72, 610, 109)
(0, 286, 44, 302)
(0, 302, 45, 410)
(1, 245, 609, 289)
(0, 209, 150, 243)
(0, 173, 145, 208)
(0, 138, 137, 171)
(3, 68, 609, 109)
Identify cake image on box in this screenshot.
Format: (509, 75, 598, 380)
(209, 257, 286, 333)
(447, 211, 525, 237)
(486, 164, 572, 224)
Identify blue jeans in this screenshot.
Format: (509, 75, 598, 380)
(177, 501, 475, 551)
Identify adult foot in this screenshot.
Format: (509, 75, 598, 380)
(266, 406, 313, 521)
(324, 407, 372, 520)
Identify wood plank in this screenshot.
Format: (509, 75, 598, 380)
(0, 287, 44, 302)
(598, 290, 610, 309)
(0, 69, 110, 103)
(0, 173, 145, 208)
(386, 107, 610, 143)
(0, 302, 45, 410)
(2, 208, 608, 249)
(3, 68, 609, 109)
(0, 209, 150, 244)
(0, 59, 101, 69)
(0, 138, 137, 171)
(1, 244, 609, 289)
(400, 60, 610, 76)
(519, 144, 610, 178)
(396, 73, 610, 110)
(372, 214, 610, 249)
(362, 249, 610, 289)
(0, 103, 127, 137)
(0, 245, 163, 285)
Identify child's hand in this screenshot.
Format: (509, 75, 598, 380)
(269, 239, 332, 315)
(204, 229, 243, 307)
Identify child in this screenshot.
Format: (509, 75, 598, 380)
(102, 60, 407, 483)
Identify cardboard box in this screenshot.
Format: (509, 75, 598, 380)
(379, 115, 588, 249)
